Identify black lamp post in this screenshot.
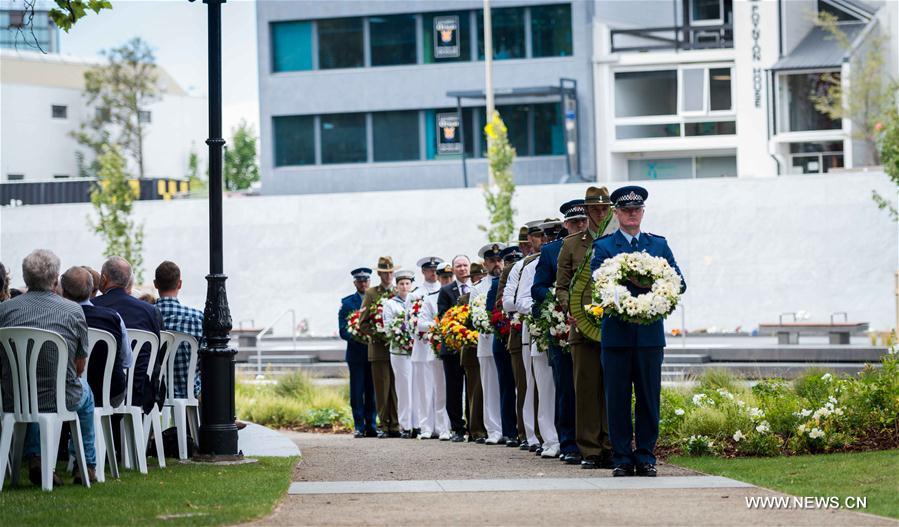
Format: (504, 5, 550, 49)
(192, 0, 238, 457)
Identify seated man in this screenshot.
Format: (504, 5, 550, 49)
(153, 261, 203, 398)
(0, 249, 97, 485)
(93, 256, 163, 413)
(60, 266, 132, 408)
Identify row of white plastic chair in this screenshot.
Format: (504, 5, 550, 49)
(0, 326, 200, 491)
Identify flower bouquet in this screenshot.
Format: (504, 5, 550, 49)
(345, 309, 367, 343)
(531, 289, 570, 352)
(439, 304, 478, 352)
(386, 314, 414, 355)
(592, 252, 682, 325)
(426, 317, 443, 356)
(470, 293, 493, 334)
(490, 308, 511, 337)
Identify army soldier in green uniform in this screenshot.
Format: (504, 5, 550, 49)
(459, 262, 488, 443)
(555, 187, 618, 468)
(359, 256, 400, 438)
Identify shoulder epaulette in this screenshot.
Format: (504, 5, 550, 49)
(340, 294, 355, 303)
(646, 232, 666, 239)
(562, 231, 581, 241)
(597, 233, 612, 240)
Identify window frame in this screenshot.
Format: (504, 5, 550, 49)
(775, 69, 842, 134)
(689, 0, 725, 26)
(51, 104, 67, 120)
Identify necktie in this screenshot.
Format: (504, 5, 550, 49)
(630, 237, 638, 249)
(461, 284, 469, 294)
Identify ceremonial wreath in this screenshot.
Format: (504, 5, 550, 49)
(591, 251, 682, 325)
(437, 304, 479, 352)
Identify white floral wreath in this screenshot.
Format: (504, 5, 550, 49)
(591, 251, 682, 325)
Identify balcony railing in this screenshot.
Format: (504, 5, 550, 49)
(610, 24, 733, 53)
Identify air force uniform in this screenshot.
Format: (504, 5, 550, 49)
(339, 267, 377, 437)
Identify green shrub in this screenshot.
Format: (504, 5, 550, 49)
(683, 435, 715, 456)
(699, 369, 739, 393)
(235, 373, 352, 430)
(793, 368, 834, 407)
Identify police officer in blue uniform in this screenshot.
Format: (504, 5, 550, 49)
(339, 267, 379, 438)
(531, 200, 585, 464)
(590, 186, 686, 476)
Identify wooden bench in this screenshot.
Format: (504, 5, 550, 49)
(758, 322, 869, 345)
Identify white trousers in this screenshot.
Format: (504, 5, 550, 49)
(414, 360, 449, 435)
(521, 324, 538, 447)
(479, 354, 503, 442)
(390, 354, 414, 431)
(531, 349, 558, 450)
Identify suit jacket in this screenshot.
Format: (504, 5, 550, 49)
(338, 291, 369, 363)
(437, 281, 463, 318)
(82, 303, 127, 406)
(531, 239, 562, 316)
(590, 230, 686, 348)
(93, 287, 163, 413)
(359, 284, 392, 362)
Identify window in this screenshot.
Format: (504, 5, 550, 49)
(684, 121, 736, 136)
(709, 68, 732, 111)
(681, 69, 705, 112)
(534, 102, 564, 155)
(788, 142, 844, 174)
(320, 113, 367, 164)
(530, 4, 572, 58)
(477, 7, 525, 60)
(318, 18, 364, 69)
(691, 0, 723, 24)
(273, 115, 315, 167)
(479, 105, 529, 157)
(370, 15, 417, 66)
(51, 105, 67, 119)
(7, 174, 24, 181)
(138, 111, 151, 124)
(628, 155, 736, 179)
(9, 10, 24, 28)
(780, 72, 841, 132)
(615, 70, 678, 117)
(422, 11, 471, 63)
(617, 124, 681, 140)
(372, 111, 420, 161)
(95, 107, 111, 122)
(272, 21, 313, 72)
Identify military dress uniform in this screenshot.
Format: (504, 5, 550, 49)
(360, 256, 399, 436)
(492, 245, 523, 444)
(437, 271, 472, 441)
(590, 186, 686, 476)
(476, 244, 507, 444)
(410, 257, 445, 439)
(555, 187, 618, 467)
(498, 242, 529, 446)
(383, 269, 416, 437)
(338, 268, 378, 437)
(459, 262, 488, 442)
(502, 246, 538, 449)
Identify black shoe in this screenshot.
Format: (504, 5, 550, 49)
(451, 433, 465, 443)
(377, 430, 389, 439)
(354, 430, 365, 438)
(563, 453, 583, 465)
(581, 453, 614, 469)
(400, 430, 412, 439)
(497, 436, 508, 445)
(528, 443, 539, 452)
(475, 437, 486, 444)
(365, 429, 379, 438)
(518, 442, 530, 450)
(506, 438, 521, 448)
(411, 428, 421, 438)
(636, 463, 657, 477)
(534, 447, 543, 456)
(612, 464, 636, 477)
(387, 430, 402, 438)
(598, 450, 615, 468)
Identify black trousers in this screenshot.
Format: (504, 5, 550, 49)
(441, 353, 466, 434)
(492, 339, 518, 439)
(347, 360, 378, 433)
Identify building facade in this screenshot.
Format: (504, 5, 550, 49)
(594, 0, 898, 181)
(0, 49, 207, 183)
(256, 0, 595, 195)
(1, 1, 59, 53)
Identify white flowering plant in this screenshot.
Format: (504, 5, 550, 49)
(591, 251, 682, 325)
(533, 289, 570, 352)
(385, 314, 413, 356)
(470, 293, 494, 334)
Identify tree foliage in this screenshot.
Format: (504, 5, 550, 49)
(72, 37, 163, 179)
(224, 120, 260, 192)
(874, 110, 899, 221)
(9, 0, 111, 53)
(89, 145, 145, 282)
(811, 12, 897, 165)
(479, 111, 517, 242)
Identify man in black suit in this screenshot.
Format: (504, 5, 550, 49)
(93, 256, 163, 413)
(437, 255, 471, 442)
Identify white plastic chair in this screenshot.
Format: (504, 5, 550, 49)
(114, 329, 154, 474)
(141, 331, 172, 468)
(84, 329, 120, 482)
(162, 331, 200, 460)
(0, 327, 91, 491)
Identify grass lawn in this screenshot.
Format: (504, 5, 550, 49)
(671, 450, 899, 519)
(0, 456, 298, 526)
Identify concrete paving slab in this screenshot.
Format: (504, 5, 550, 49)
(289, 480, 443, 495)
(238, 422, 302, 457)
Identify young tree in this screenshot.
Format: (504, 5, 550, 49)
(479, 111, 516, 242)
(223, 120, 260, 191)
(874, 110, 899, 221)
(72, 37, 163, 179)
(186, 147, 207, 194)
(811, 12, 897, 165)
(89, 145, 145, 282)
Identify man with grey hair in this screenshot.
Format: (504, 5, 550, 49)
(61, 266, 132, 409)
(93, 256, 163, 413)
(0, 249, 97, 485)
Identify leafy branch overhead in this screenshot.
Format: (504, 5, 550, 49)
(479, 111, 517, 243)
(50, 0, 112, 32)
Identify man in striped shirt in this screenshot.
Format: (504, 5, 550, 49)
(153, 261, 203, 398)
(0, 249, 97, 485)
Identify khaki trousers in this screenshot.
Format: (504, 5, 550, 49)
(570, 339, 611, 456)
(371, 358, 398, 432)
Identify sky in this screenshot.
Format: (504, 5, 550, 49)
(59, 0, 259, 135)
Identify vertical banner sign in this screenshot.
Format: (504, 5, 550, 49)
(562, 92, 579, 175)
(750, 0, 762, 108)
(434, 15, 460, 59)
(437, 112, 462, 154)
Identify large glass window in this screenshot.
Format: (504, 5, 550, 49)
(480, 105, 529, 156)
(788, 141, 844, 174)
(422, 11, 471, 63)
(370, 14, 417, 66)
(782, 72, 841, 132)
(372, 111, 420, 161)
(534, 103, 564, 155)
(695, 155, 737, 178)
(709, 68, 732, 111)
(615, 70, 678, 117)
(318, 18, 364, 69)
(628, 155, 736, 180)
(681, 69, 705, 112)
(530, 4, 573, 58)
(273, 115, 315, 167)
(477, 7, 526, 60)
(691, 0, 723, 23)
(271, 21, 314, 72)
(320, 113, 367, 164)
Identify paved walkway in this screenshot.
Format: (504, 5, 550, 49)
(238, 423, 302, 457)
(249, 432, 895, 526)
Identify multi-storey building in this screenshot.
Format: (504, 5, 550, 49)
(1, 0, 59, 53)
